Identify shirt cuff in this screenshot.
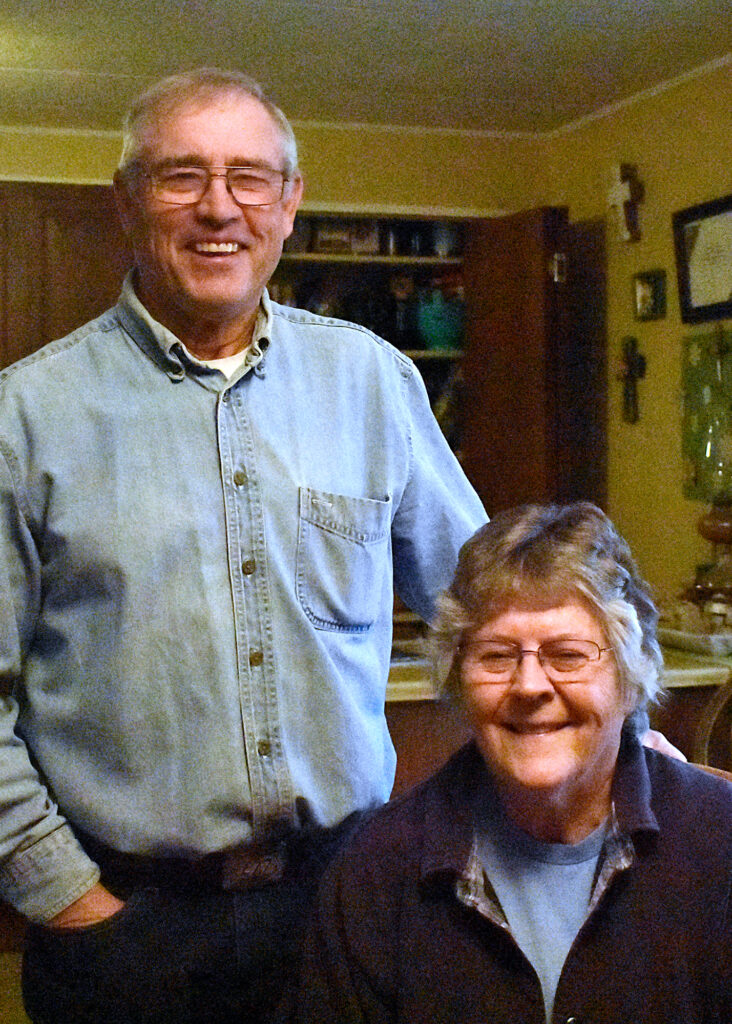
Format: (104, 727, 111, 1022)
(1, 823, 100, 923)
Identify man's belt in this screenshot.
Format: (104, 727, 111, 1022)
(76, 811, 365, 897)
(78, 832, 290, 894)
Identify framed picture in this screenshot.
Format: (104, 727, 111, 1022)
(672, 193, 732, 324)
(633, 270, 666, 320)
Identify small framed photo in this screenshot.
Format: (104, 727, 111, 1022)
(633, 270, 666, 321)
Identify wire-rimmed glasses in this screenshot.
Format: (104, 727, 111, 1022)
(137, 164, 291, 207)
(460, 639, 612, 684)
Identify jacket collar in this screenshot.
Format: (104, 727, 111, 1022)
(609, 727, 659, 835)
(417, 728, 659, 886)
(418, 742, 490, 883)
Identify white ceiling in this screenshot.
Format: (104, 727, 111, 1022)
(0, 0, 729, 134)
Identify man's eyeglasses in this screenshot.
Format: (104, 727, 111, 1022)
(460, 639, 612, 684)
(138, 164, 291, 207)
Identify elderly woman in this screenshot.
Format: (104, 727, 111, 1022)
(290, 503, 731, 1024)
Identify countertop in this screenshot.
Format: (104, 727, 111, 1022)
(386, 645, 732, 703)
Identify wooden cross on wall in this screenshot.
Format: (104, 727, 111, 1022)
(607, 163, 644, 242)
(618, 336, 646, 423)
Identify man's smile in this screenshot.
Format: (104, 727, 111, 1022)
(193, 241, 243, 254)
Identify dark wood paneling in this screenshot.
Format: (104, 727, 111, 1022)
(460, 208, 607, 511)
(386, 699, 472, 797)
(0, 183, 131, 368)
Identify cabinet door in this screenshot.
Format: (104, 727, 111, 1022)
(460, 207, 606, 511)
(0, 182, 131, 368)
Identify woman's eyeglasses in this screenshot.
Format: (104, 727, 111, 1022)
(460, 639, 612, 683)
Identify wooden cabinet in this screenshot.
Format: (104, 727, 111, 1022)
(385, 683, 732, 803)
(461, 208, 607, 510)
(385, 698, 472, 796)
(385, 650, 732, 800)
(0, 183, 131, 368)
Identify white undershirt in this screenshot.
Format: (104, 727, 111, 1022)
(198, 349, 249, 379)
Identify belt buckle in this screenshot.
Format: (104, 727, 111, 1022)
(220, 842, 286, 890)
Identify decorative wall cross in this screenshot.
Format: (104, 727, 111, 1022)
(618, 336, 646, 423)
(607, 163, 644, 242)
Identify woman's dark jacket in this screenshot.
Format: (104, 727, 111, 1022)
(290, 736, 732, 1023)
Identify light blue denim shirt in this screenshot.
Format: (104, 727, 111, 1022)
(0, 275, 487, 921)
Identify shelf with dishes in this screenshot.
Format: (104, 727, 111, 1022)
(389, 600, 433, 702)
(283, 214, 464, 261)
(272, 214, 466, 354)
(271, 213, 469, 453)
(268, 263, 465, 357)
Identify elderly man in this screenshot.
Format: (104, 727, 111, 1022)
(0, 69, 487, 1023)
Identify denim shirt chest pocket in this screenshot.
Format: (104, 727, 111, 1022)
(296, 487, 392, 631)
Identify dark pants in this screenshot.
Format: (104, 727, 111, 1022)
(22, 816, 362, 1024)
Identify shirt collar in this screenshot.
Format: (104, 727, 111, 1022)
(117, 272, 273, 381)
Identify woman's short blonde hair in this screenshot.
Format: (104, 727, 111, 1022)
(432, 502, 664, 713)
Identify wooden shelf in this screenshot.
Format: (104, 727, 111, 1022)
(280, 251, 462, 267)
(402, 349, 462, 360)
(392, 610, 425, 625)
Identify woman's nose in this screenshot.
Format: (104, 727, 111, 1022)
(512, 650, 555, 692)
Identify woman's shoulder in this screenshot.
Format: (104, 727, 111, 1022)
(645, 749, 732, 837)
(647, 748, 732, 790)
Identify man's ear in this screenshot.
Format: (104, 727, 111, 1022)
(113, 169, 137, 235)
(281, 174, 304, 238)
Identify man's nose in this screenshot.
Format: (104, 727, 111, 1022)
(195, 173, 242, 218)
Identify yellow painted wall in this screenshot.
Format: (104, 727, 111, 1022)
(297, 122, 540, 214)
(0, 120, 537, 216)
(0, 60, 729, 598)
(0, 953, 28, 1023)
(538, 61, 732, 598)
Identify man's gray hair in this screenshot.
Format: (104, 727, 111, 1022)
(118, 67, 299, 177)
(432, 502, 664, 714)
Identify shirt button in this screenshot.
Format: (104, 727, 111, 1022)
(233, 470, 247, 486)
(241, 559, 256, 575)
(249, 650, 264, 667)
(257, 740, 271, 757)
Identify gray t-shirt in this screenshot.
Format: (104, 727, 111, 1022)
(475, 790, 606, 1023)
